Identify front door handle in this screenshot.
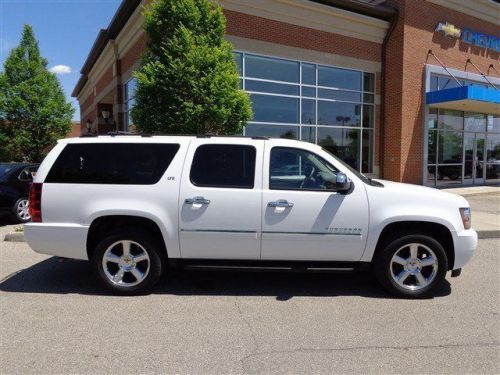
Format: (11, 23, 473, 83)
(185, 196, 211, 205)
(268, 199, 294, 208)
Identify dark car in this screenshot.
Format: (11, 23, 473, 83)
(0, 163, 39, 222)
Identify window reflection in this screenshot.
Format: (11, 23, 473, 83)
(251, 94, 299, 124)
(317, 101, 360, 127)
(318, 66, 361, 91)
(245, 54, 299, 83)
(245, 124, 298, 139)
(235, 51, 375, 172)
(438, 131, 463, 164)
(318, 127, 360, 170)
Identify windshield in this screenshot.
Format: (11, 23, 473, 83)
(0, 164, 15, 181)
(321, 148, 375, 185)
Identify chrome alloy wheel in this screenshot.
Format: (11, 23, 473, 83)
(390, 243, 438, 291)
(16, 199, 30, 221)
(102, 240, 150, 287)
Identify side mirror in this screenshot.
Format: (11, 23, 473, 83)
(335, 172, 352, 192)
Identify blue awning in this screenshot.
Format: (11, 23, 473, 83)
(426, 86, 500, 115)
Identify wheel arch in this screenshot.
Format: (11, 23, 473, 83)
(372, 221, 454, 270)
(86, 215, 168, 260)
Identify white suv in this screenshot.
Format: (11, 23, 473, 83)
(24, 135, 477, 297)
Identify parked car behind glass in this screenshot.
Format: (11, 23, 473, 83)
(0, 163, 39, 222)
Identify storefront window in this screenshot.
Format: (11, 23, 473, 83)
(302, 63, 316, 85)
(124, 77, 137, 130)
(245, 54, 299, 83)
(439, 109, 463, 131)
(428, 130, 437, 164)
(301, 99, 315, 125)
(301, 126, 316, 143)
(318, 66, 361, 91)
(427, 108, 499, 186)
(362, 129, 373, 174)
(438, 131, 463, 164)
(250, 94, 299, 123)
(427, 73, 499, 186)
(487, 115, 500, 133)
(486, 134, 500, 183)
(317, 101, 361, 127)
(245, 124, 298, 139)
(236, 52, 375, 173)
(317, 127, 360, 170)
(464, 113, 486, 132)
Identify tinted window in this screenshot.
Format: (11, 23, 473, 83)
(190, 145, 256, 188)
(245, 54, 299, 83)
(270, 147, 338, 191)
(18, 168, 35, 181)
(46, 143, 179, 184)
(0, 164, 15, 181)
(318, 66, 361, 91)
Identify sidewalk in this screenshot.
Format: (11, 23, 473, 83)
(440, 185, 500, 197)
(442, 186, 500, 239)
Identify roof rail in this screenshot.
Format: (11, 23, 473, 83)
(78, 132, 270, 140)
(107, 131, 139, 136)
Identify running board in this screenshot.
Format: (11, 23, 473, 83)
(170, 259, 370, 273)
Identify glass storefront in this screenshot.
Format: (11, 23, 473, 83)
(427, 107, 500, 186)
(234, 52, 375, 173)
(427, 72, 500, 186)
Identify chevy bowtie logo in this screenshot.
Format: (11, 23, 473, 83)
(435, 22, 462, 39)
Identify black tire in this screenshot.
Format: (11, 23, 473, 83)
(12, 198, 31, 223)
(374, 234, 448, 298)
(91, 229, 165, 295)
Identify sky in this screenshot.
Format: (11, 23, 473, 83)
(0, 0, 123, 120)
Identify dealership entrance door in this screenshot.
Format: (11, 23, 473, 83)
(463, 132, 485, 185)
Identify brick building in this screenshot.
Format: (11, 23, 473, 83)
(72, 0, 500, 186)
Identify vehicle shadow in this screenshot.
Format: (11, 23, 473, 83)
(0, 257, 452, 300)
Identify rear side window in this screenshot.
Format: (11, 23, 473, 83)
(190, 144, 256, 188)
(46, 143, 179, 184)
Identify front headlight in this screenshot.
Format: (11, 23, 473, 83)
(459, 207, 471, 230)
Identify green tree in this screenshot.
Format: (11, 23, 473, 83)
(0, 25, 74, 162)
(131, 0, 252, 135)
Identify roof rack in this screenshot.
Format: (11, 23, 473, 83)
(107, 131, 140, 137)
(79, 132, 270, 140)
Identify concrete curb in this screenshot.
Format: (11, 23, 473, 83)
(3, 232, 25, 242)
(477, 230, 500, 240)
(457, 191, 500, 198)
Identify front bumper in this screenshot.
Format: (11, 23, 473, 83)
(452, 229, 478, 270)
(24, 222, 89, 260)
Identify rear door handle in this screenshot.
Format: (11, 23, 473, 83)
(185, 196, 211, 205)
(268, 199, 294, 208)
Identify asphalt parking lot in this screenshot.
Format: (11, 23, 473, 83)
(0, 217, 499, 374)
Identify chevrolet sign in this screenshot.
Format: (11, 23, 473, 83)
(435, 22, 461, 39)
(435, 22, 500, 53)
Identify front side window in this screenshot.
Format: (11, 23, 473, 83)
(190, 145, 256, 189)
(270, 147, 338, 191)
(46, 143, 179, 184)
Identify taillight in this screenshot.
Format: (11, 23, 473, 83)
(29, 183, 43, 222)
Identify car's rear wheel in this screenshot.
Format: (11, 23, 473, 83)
(13, 198, 31, 223)
(374, 234, 448, 298)
(91, 230, 164, 295)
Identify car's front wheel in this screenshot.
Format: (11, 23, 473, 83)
(13, 198, 31, 223)
(374, 234, 448, 298)
(91, 230, 165, 295)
